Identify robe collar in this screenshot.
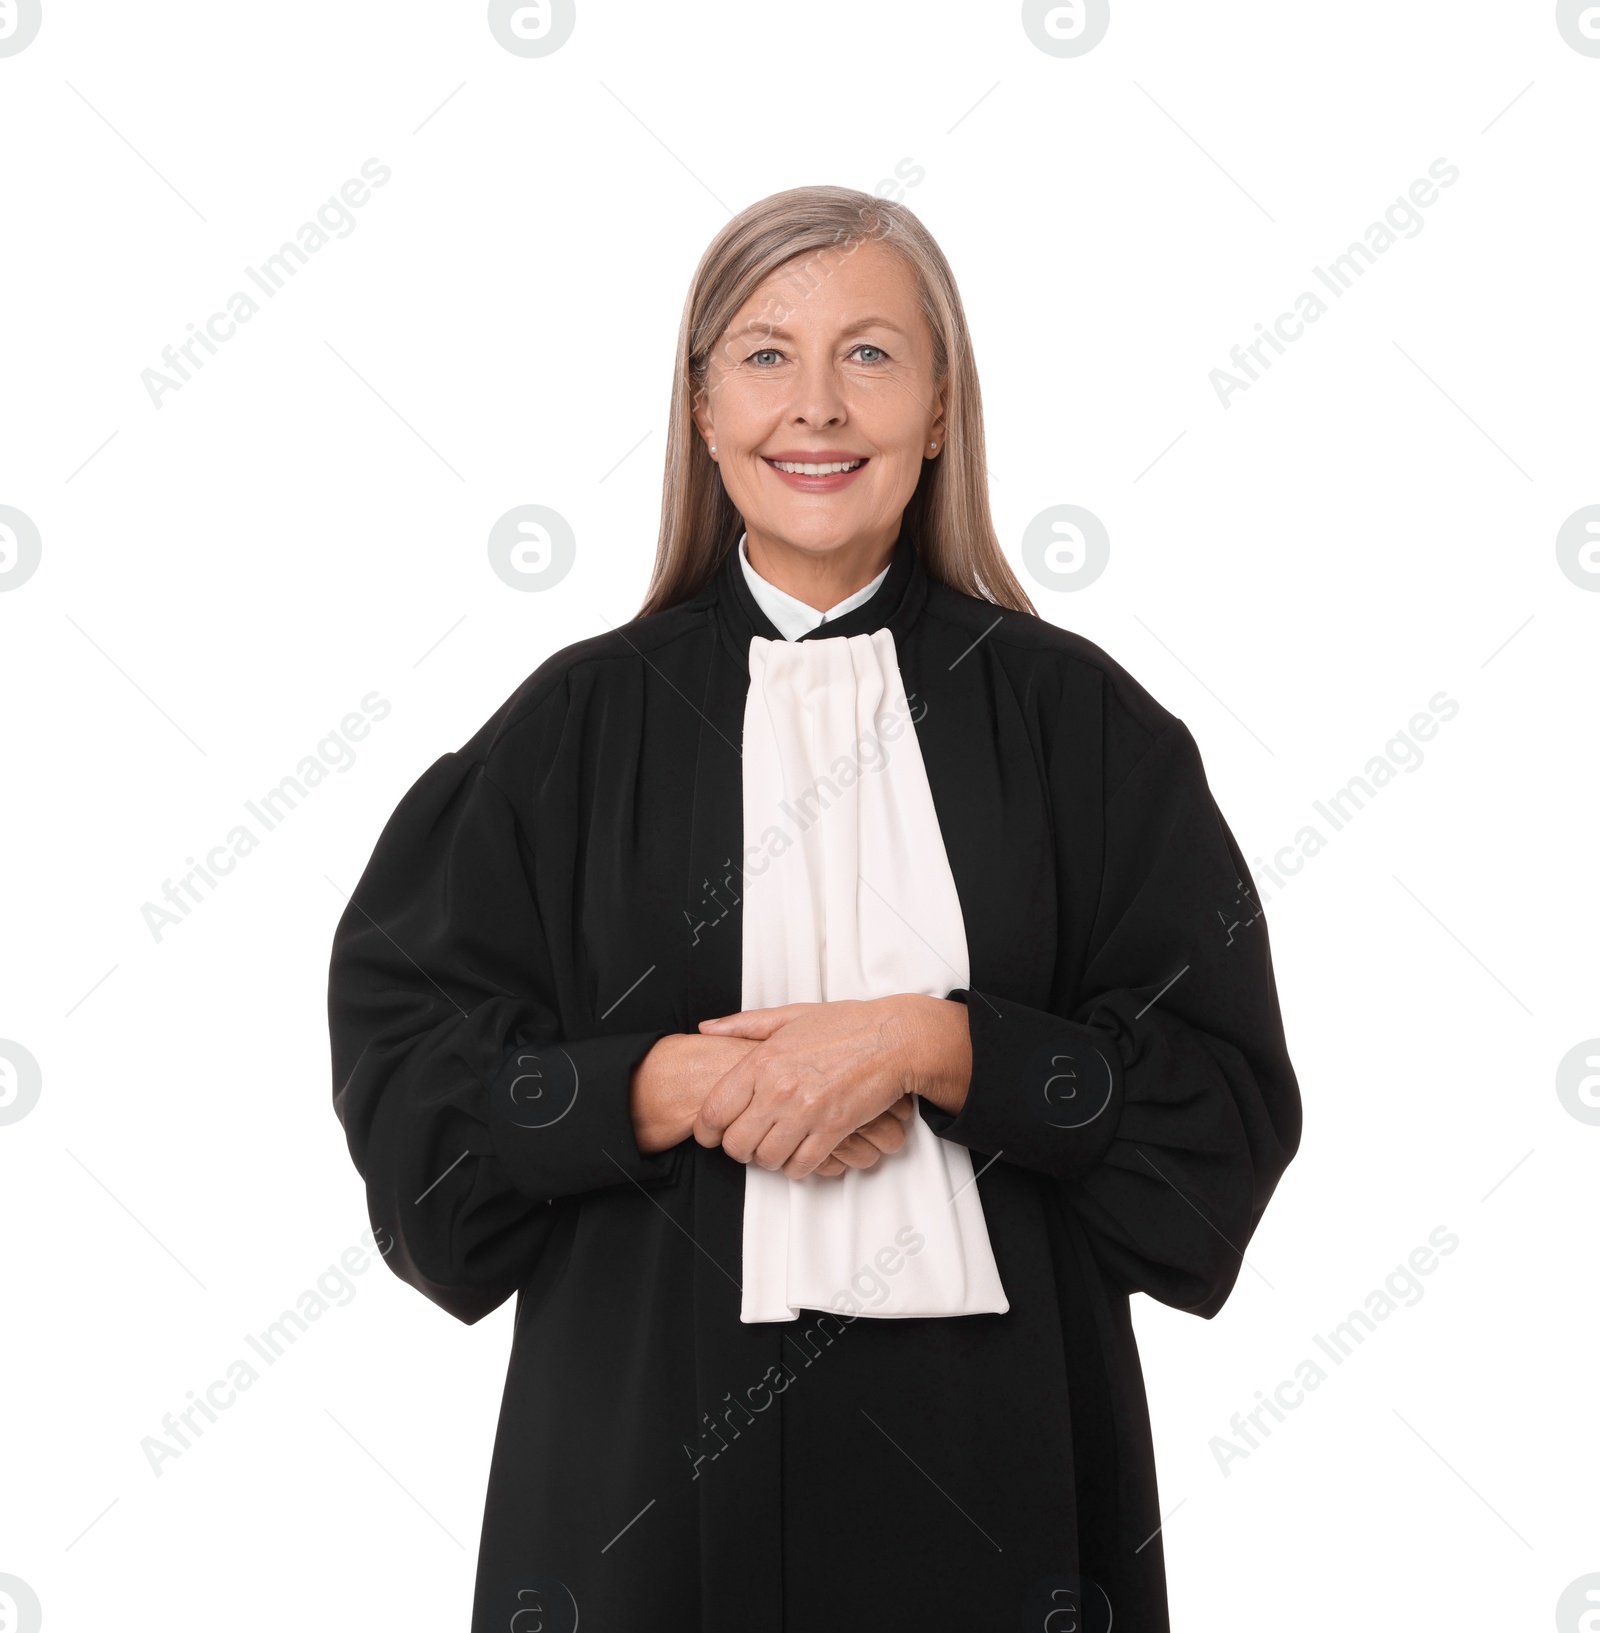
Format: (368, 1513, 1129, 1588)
(736, 533, 890, 641)
(710, 524, 928, 668)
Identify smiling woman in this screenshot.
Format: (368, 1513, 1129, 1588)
(329, 184, 1302, 1633)
(642, 191, 1030, 621)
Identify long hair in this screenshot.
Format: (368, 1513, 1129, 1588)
(637, 185, 1036, 619)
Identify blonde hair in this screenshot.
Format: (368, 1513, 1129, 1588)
(637, 184, 1036, 618)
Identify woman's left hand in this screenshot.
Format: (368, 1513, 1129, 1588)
(693, 995, 972, 1179)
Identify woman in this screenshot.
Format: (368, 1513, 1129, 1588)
(329, 185, 1301, 1633)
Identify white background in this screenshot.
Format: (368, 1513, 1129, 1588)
(2, 2, 1597, 1628)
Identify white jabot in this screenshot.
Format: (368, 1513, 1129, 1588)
(737, 532, 890, 642)
(738, 626, 1009, 1323)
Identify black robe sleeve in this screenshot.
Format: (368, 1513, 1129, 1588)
(328, 706, 676, 1328)
(918, 712, 1301, 1321)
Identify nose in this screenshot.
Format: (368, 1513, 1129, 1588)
(788, 351, 848, 431)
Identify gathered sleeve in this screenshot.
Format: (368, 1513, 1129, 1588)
(328, 737, 675, 1325)
(918, 714, 1302, 1320)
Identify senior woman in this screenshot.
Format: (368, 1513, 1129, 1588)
(329, 185, 1301, 1633)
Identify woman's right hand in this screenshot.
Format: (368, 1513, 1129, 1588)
(630, 1033, 757, 1153)
(630, 1035, 915, 1173)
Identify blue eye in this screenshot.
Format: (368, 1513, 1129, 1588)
(749, 348, 782, 366)
(853, 344, 888, 363)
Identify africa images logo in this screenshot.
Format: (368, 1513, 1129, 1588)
(1021, 0, 1110, 57)
(487, 0, 576, 56)
(0, 505, 42, 591)
(0, 0, 42, 56)
(1556, 0, 1600, 54)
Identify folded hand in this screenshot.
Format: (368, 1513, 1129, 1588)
(693, 997, 964, 1180)
(629, 1029, 915, 1176)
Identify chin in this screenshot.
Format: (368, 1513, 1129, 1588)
(761, 509, 873, 555)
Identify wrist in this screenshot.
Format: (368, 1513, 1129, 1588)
(896, 995, 971, 1114)
(630, 1033, 698, 1152)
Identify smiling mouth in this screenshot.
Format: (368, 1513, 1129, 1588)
(763, 457, 867, 475)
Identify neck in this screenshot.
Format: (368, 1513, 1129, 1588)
(743, 524, 898, 612)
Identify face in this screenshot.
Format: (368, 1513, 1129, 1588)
(691, 236, 945, 571)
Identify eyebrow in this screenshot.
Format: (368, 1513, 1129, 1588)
(740, 317, 911, 342)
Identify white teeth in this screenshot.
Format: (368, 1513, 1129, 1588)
(770, 459, 863, 475)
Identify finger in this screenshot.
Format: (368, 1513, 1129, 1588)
(814, 1156, 847, 1177)
(852, 1112, 908, 1157)
(697, 1004, 806, 1040)
(719, 1092, 794, 1165)
(828, 1132, 885, 1170)
(748, 1119, 803, 1173)
(889, 1095, 916, 1121)
(781, 1129, 852, 1181)
(692, 1060, 757, 1145)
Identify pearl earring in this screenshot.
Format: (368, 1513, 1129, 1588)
(710, 444, 717, 455)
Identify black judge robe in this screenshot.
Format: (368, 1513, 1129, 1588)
(328, 531, 1302, 1633)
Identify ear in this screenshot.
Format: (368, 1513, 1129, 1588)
(690, 384, 716, 450)
(927, 385, 948, 456)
